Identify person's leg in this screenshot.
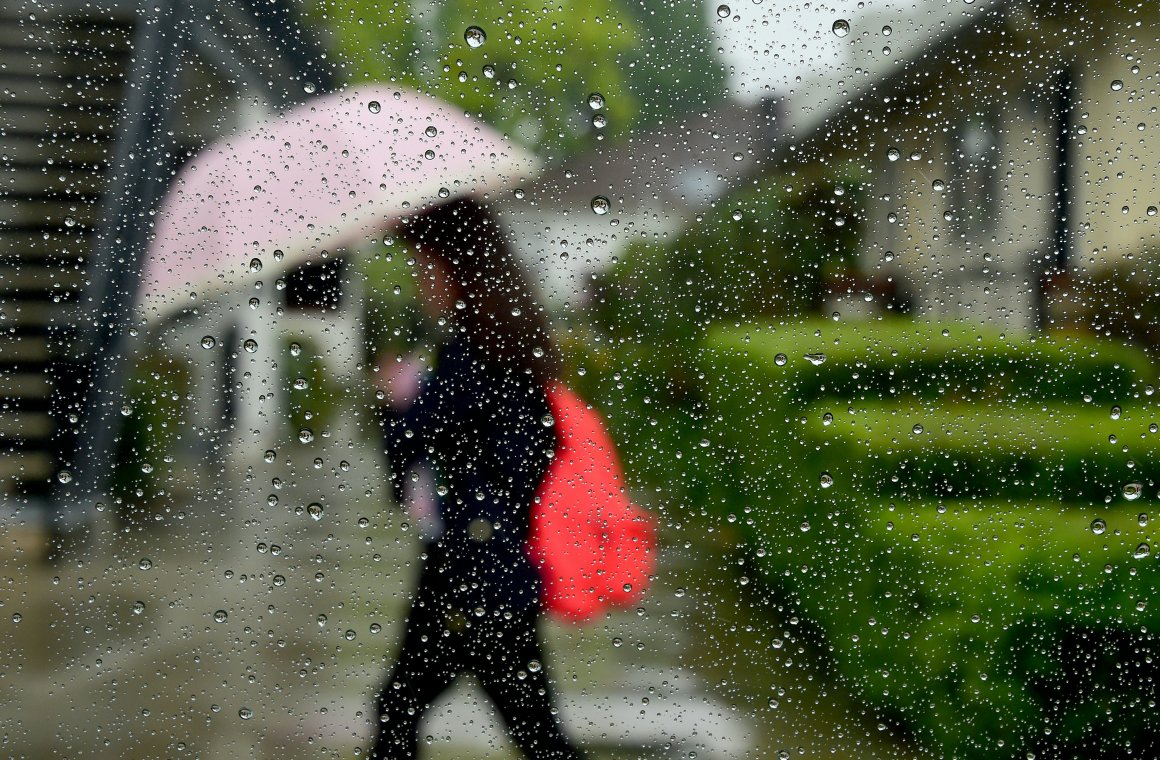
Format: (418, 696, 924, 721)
(369, 589, 460, 760)
(474, 610, 584, 760)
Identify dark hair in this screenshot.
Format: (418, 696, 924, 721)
(399, 197, 560, 384)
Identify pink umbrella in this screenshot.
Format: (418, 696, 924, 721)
(138, 85, 538, 320)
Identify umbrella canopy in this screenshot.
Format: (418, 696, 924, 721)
(138, 85, 538, 321)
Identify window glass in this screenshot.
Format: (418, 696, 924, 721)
(3, 2, 1158, 759)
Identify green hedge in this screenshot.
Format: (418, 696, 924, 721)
(564, 317, 1160, 758)
(748, 501, 1160, 758)
(702, 320, 1153, 407)
(807, 401, 1160, 503)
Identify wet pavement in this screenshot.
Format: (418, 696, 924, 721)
(0, 424, 920, 759)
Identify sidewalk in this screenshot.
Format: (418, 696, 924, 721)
(0, 429, 919, 759)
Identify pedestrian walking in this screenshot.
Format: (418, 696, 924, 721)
(370, 197, 584, 760)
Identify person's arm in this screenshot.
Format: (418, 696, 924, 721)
(380, 355, 448, 506)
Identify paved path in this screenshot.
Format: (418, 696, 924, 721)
(0, 426, 919, 759)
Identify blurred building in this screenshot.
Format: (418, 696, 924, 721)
(497, 98, 782, 306)
(783, 0, 1159, 331)
(0, 1, 331, 517)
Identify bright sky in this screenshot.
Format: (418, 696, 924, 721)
(711, 0, 993, 102)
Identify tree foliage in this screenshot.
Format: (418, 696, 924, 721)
(307, 0, 726, 157)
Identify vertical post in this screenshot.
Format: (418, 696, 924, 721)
(51, 0, 183, 546)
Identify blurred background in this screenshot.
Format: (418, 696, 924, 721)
(2, 0, 1159, 757)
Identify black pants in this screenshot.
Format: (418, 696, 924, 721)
(370, 581, 583, 759)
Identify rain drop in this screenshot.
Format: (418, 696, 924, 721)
(588, 93, 605, 110)
(243, 339, 258, 353)
(716, 4, 730, 18)
(1111, 79, 1124, 91)
(774, 353, 788, 366)
(138, 558, 153, 571)
(464, 26, 486, 48)
(238, 708, 253, 720)
(424, 125, 438, 138)
(298, 429, 314, 443)
(805, 353, 826, 366)
(1133, 542, 1150, 559)
(591, 196, 611, 215)
(307, 502, 324, 520)
(1090, 518, 1107, 535)
(832, 19, 850, 37)
(887, 147, 901, 162)
(820, 472, 834, 489)
(932, 179, 946, 192)
(201, 336, 216, 349)
(591, 113, 607, 130)
(367, 100, 381, 114)
(1123, 482, 1143, 501)
(912, 424, 924, 435)
(1111, 405, 1122, 420)
(213, 610, 228, 623)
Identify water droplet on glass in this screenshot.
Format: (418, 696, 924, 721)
(464, 26, 486, 48)
(64, 216, 76, 228)
(716, 4, 731, 17)
(248, 257, 261, 273)
(805, 353, 826, 366)
(1111, 405, 1122, 420)
(591, 113, 607, 129)
(138, 558, 153, 571)
(881, 24, 892, 35)
(832, 19, 850, 37)
(483, 64, 495, 78)
(11, 613, 21, 624)
(289, 342, 302, 357)
(370, 622, 382, 634)
(423, 149, 436, 160)
(367, 100, 381, 114)
(1133, 542, 1150, 559)
(1090, 518, 1107, 535)
(1111, 79, 1124, 91)
(303, 81, 317, 94)
(201, 336, 216, 349)
(213, 610, 228, 623)
(822, 412, 834, 426)
(293, 377, 308, 390)
(820, 472, 834, 489)
(243, 339, 258, 353)
(591, 196, 611, 215)
(1123, 482, 1143, 501)
(588, 92, 605, 110)
(774, 353, 788, 366)
(307, 502, 324, 521)
(132, 601, 145, 615)
(238, 707, 253, 720)
(932, 179, 946, 192)
(345, 629, 357, 641)
(887, 147, 901, 161)
(1139, 513, 1149, 527)
(912, 424, 924, 435)
(528, 659, 542, 672)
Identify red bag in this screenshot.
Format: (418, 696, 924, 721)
(527, 383, 656, 623)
